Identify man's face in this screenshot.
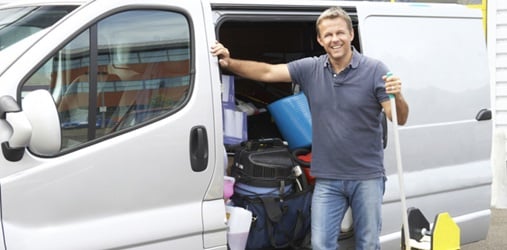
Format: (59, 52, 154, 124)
(317, 17, 354, 62)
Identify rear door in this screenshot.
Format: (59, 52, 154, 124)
(0, 0, 224, 249)
(357, 2, 491, 247)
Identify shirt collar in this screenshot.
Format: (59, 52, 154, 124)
(323, 46, 361, 70)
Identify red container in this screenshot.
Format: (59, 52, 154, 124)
(293, 149, 315, 185)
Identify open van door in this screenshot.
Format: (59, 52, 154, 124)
(357, 2, 492, 248)
(0, 0, 226, 249)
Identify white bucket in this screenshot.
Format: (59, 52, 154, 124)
(226, 206, 252, 250)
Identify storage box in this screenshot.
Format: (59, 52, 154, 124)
(223, 108, 247, 145)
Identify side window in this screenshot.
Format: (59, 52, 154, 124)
(22, 10, 191, 152)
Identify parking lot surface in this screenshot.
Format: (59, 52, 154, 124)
(461, 208, 507, 249)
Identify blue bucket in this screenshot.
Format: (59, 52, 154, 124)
(268, 93, 312, 149)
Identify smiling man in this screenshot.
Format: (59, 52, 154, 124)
(212, 6, 408, 250)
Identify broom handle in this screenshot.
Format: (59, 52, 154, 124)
(387, 72, 411, 249)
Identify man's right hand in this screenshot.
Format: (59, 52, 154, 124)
(210, 41, 231, 68)
(210, 41, 292, 83)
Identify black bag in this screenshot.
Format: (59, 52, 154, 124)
(231, 138, 296, 187)
(231, 185, 313, 250)
(230, 138, 312, 249)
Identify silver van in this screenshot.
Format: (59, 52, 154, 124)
(0, 0, 491, 249)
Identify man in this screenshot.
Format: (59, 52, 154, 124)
(212, 6, 409, 250)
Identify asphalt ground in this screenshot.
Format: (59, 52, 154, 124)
(277, 209, 507, 250)
(461, 208, 507, 249)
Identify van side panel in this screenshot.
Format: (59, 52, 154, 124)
(358, 4, 491, 246)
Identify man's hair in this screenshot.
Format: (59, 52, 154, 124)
(316, 6, 353, 36)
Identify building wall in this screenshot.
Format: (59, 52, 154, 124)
(489, 1, 507, 136)
(488, 0, 507, 208)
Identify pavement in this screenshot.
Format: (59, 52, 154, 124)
(281, 208, 507, 249)
(461, 208, 507, 249)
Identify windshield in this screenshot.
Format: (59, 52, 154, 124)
(0, 5, 77, 51)
(0, 27, 48, 75)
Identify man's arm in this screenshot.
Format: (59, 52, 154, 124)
(211, 41, 292, 83)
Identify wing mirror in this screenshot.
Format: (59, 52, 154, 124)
(0, 90, 61, 161)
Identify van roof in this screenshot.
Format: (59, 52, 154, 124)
(208, 0, 463, 7)
(0, 0, 472, 10)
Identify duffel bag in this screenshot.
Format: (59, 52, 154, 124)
(231, 186, 313, 250)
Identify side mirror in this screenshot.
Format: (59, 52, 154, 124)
(0, 95, 30, 161)
(0, 90, 61, 161)
(23, 89, 61, 156)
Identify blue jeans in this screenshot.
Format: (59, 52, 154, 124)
(311, 177, 385, 250)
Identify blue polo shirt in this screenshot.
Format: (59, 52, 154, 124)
(287, 49, 390, 180)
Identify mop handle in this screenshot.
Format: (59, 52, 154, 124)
(386, 72, 411, 249)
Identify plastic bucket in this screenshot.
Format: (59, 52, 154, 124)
(226, 206, 252, 250)
(267, 93, 312, 149)
(224, 176, 236, 200)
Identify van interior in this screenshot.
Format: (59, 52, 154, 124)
(218, 17, 360, 141)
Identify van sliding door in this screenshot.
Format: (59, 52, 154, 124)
(357, 3, 491, 247)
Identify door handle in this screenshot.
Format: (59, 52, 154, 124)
(189, 126, 208, 172)
(475, 108, 492, 121)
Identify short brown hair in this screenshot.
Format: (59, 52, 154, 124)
(316, 6, 353, 36)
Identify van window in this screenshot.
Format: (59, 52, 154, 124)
(22, 10, 191, 152)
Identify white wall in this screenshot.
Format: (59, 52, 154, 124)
(488, 0, 507, 208)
